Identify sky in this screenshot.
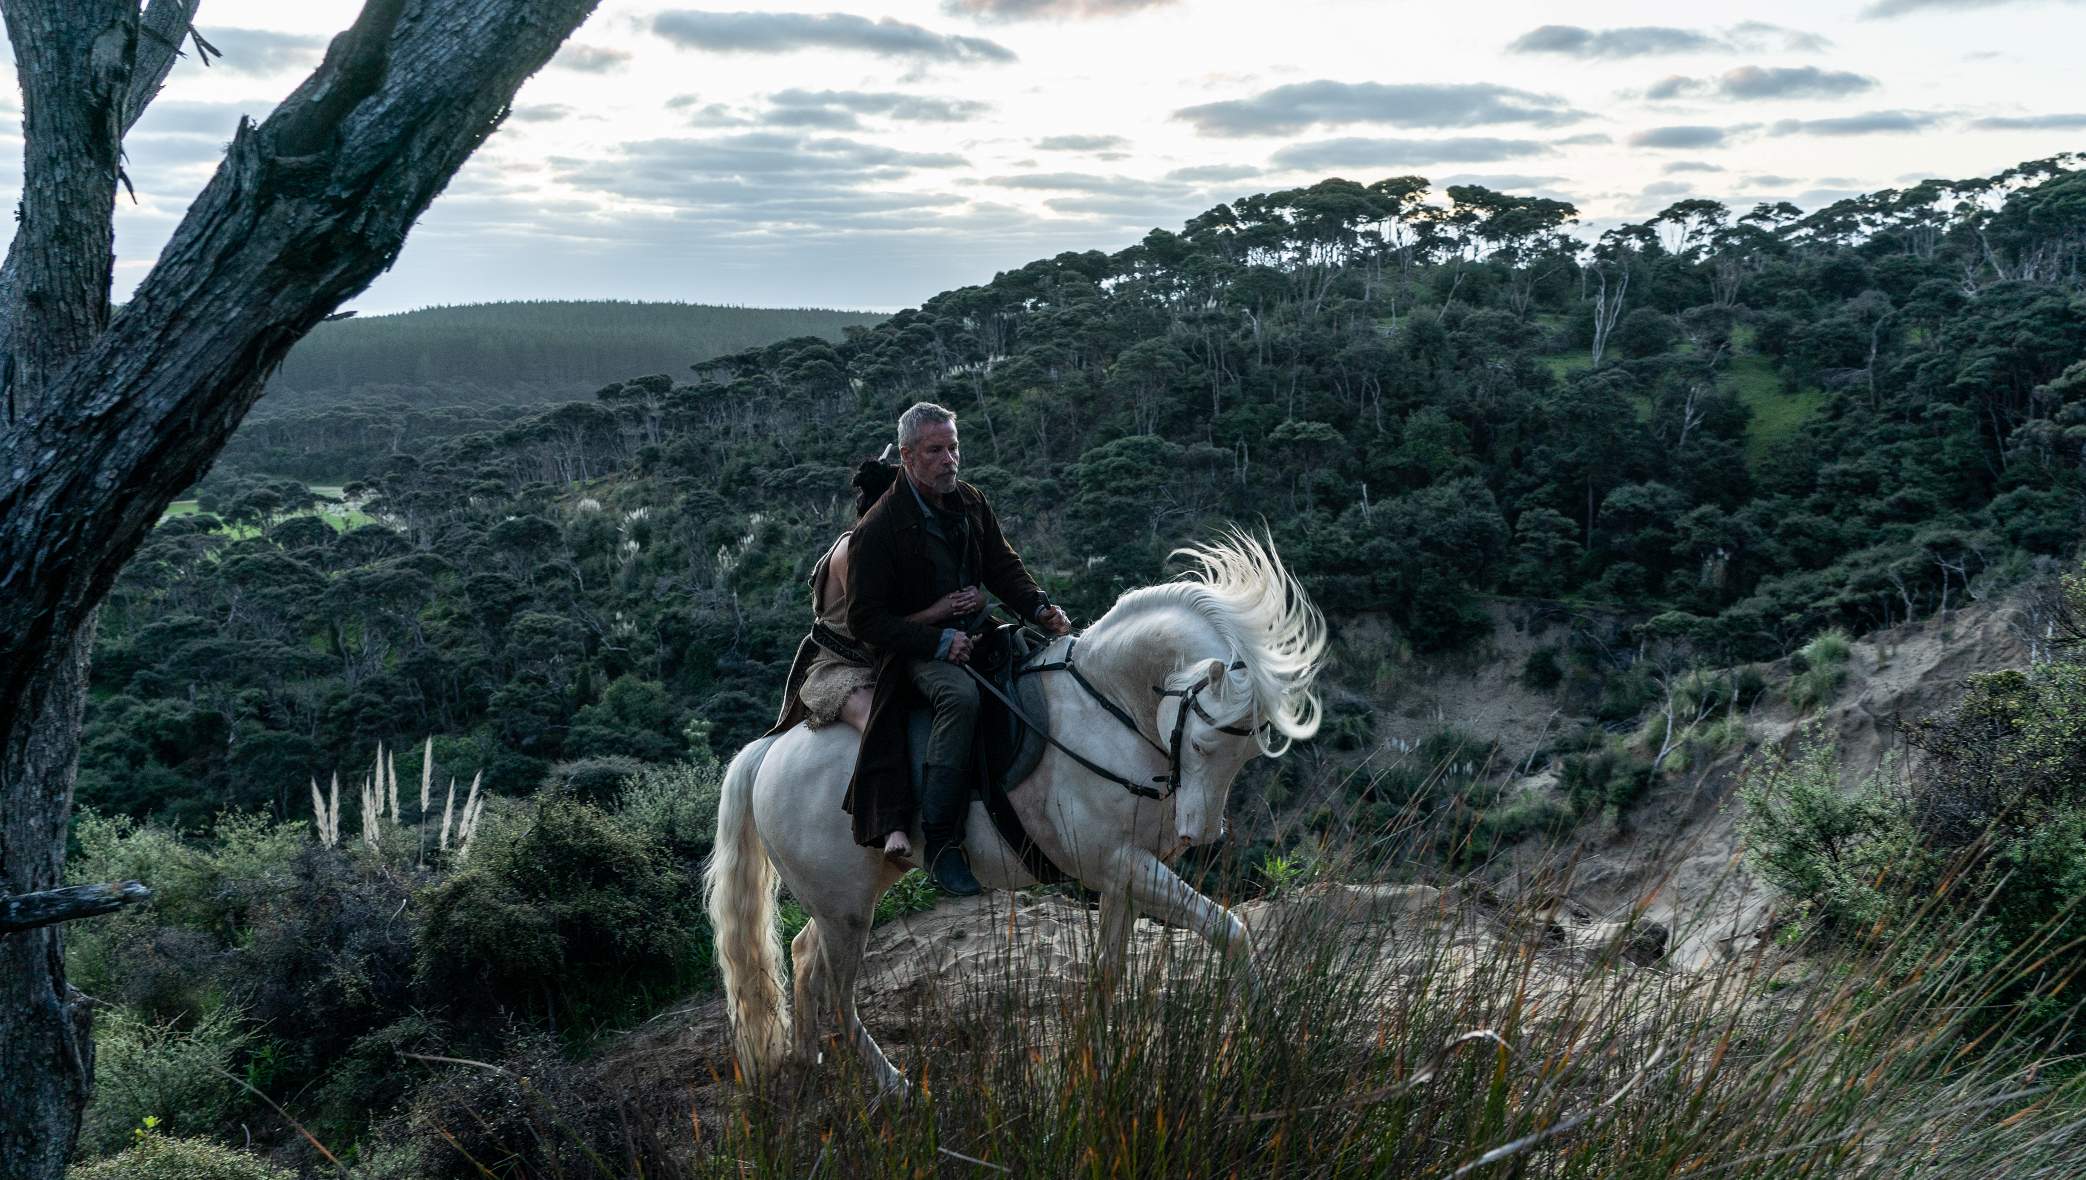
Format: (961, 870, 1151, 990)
(3, 0, 2084, 314)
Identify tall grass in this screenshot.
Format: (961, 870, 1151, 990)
(403, 821, 2086, 1177)
(682, 833, 2086, 1178)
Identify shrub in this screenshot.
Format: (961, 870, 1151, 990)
(79, 1008, 250, 1156)
(542, 755, 647, 803)
(1789, 627, 1853, 712)
(67, 1133, 292, 1180)
(616, 756, 724, 861)
(1561, 741, 1657, 819)
(1735, 730, 1907, 936)
(1519, 646, 1563, 692)
(415, 796, 707, 1036)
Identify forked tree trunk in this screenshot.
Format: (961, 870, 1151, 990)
(0, 1, 599, 1173)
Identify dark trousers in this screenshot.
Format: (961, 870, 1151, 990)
(908, 657, 979, 773)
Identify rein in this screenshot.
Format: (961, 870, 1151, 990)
(965, 635, 1257, 802)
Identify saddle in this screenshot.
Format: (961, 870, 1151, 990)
(904, 622, 1066, 883)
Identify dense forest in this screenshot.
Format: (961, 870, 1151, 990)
(63, 157, 2086, 1175)
(92, 155, 2086, 824)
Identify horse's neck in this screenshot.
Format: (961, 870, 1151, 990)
(1075, 603, 1215, 731)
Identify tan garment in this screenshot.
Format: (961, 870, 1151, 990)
(798, 533, 875, 727)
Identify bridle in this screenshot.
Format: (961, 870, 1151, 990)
(974, 634, 1265, 802)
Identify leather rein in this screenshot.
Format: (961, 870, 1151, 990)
(965, 634, 1261, 802)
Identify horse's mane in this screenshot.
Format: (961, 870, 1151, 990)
(1093, 529, 1326, 754)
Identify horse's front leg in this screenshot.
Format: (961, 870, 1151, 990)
(1116, 848, 1258, 992)
(1096, 887, 1136, 994)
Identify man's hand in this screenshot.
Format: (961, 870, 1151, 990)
(1037, 605, 1072, 636)
(945, 632, 975, 664)
(930, 586, 983, 623)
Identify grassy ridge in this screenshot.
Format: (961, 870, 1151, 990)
(264, 299, 885, 403)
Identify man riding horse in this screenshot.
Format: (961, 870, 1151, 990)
(843, 402, 1073, 895)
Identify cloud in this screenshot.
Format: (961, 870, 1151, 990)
(1555, 132, 1614, 146)
(1510, 21, 1829, 57)
(1435, 173, 1570, 190)
(1664, 160, 1725, 173)
(981, 172, 1192, 201)
(1165, 163, 1260, 183)
(651, 11, 1016, 64)
(1508, 25, 1721, 57)
(1037, 134, 1131, 151)
(127, 99, 273, 139)
(1745, 175, 1800, 186)
(943, 0, 1178, 19)
(1643, 180, 1693, 196)
(1769, 110, 1939, 136)
(1269, 136, 1553, 170)
(1863, 0, 2082, 16)
(769, 88, 992, 122)
(1174, 80, 1584, 137)
(1648, 65, 1876, 101)
(509, 104, 577, 124)
(553, 44, 631, 72)
(1969, 112, 2086, 129)
(554, 133, 970, 205)
(196, 27, 326, 76)
(1728, 21, 1834, 51)
(1628, 125, 1730, 149)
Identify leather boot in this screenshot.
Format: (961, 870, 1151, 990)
(919, 762, 982, 897)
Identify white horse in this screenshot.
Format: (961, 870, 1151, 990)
(704, 532, 1326, 1093)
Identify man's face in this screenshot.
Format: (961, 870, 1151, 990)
(901, 421, 960, 496)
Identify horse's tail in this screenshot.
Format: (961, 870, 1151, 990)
(704, 734, 788, 1080)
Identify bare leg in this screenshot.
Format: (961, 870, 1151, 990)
(843, 685, 912, 861)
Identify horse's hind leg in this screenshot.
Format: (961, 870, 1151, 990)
(812, 908, 909, 1097)
(790, 919, 826, 1065)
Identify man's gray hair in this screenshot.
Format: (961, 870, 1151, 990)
(897, 402, 957, 449)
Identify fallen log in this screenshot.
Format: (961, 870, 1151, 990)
(0, 882, 151, 935)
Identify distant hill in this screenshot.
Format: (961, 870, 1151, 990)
(259, 299, 885, 408)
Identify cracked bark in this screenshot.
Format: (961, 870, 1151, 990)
(0, 1, 599, 1174)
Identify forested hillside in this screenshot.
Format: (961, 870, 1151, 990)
(220, 301, 884, 481)
(257, 299, 884, 405)
(94, 157, 2085, 823)
(64, 157, 2086, 1175)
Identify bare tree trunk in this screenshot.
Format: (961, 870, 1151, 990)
(0, 624, 98, 1180)
(0, 1, 599, 1174)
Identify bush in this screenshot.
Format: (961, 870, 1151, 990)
(1789, 627, 1852, 711)
(79, 1008, 251, 1157)
(1519, 646, 1563, 692)
(616, 756, 724, 860)
(68, 1133, 292, 1180)
(542, 755, 647, 803)
(1561, 741, 1656, 819)
(415, 796, 708, 1036)
(1735, 730, 1907, 936)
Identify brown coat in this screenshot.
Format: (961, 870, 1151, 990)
(840, 476, 1050, 845)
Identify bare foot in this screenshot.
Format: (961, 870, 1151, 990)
(882, 829, 912, 864)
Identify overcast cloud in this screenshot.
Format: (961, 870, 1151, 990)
(14, 0, 2076, 314)
(1176, 81, 1584, 136)
(1269, 137, 1555, 170)
(943, 0, 1179, 18)
(650, 10, 1016, 63)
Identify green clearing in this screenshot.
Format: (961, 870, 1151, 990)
(1723, 350, 1826, 462)
(160, 484, 373, 534)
